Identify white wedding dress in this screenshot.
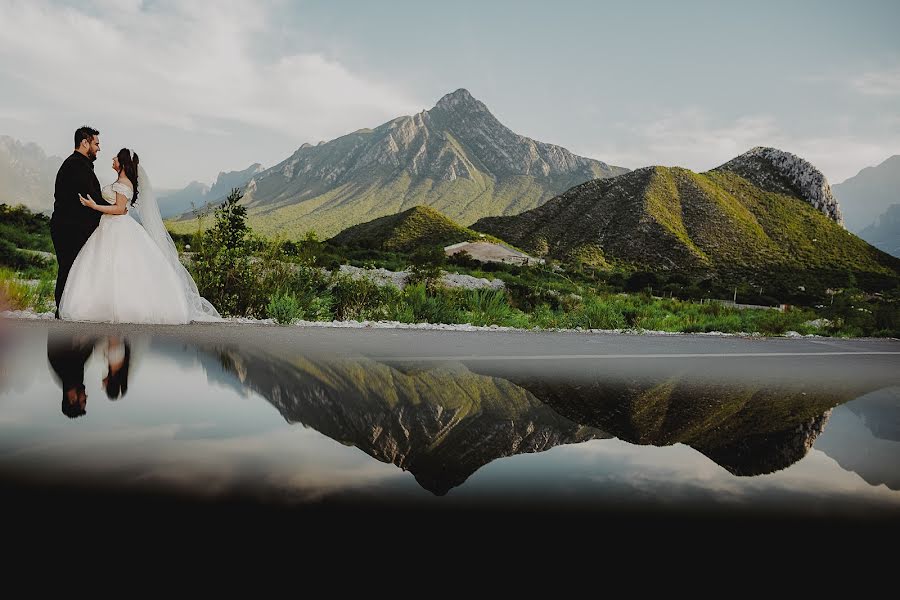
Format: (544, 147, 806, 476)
(59, 179, 220, 324)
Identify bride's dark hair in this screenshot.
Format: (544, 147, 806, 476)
(116, 148, 140, 206)
(104, 341, 131, 400)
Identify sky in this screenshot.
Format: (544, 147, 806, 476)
(0, 0, 898, 188)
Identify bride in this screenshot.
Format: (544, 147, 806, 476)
(58, 148, 221, 324)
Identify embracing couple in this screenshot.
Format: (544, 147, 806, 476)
(50, 126, 220, 324)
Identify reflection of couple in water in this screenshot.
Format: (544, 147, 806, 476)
(47, 334, 131, 418)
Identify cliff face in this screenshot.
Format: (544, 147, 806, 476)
(715, 146, 843, 226)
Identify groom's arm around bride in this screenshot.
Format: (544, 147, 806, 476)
(49, 126, 104, 318)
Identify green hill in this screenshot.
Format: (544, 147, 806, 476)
(328, 205, 504, 252)
(472, 147, 900, 288)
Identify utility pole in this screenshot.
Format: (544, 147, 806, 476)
(733, 286, 737, 303)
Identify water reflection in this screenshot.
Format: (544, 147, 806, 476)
(205, 345, 898, 491)
(47, 334, 132, 417)
(209, 346, 606, 495)
(1, 326, 898, 515)
(815, 388, 900, 490)
(46, 333, 94, 418)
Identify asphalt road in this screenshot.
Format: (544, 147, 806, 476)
(5, 318, 899, 390)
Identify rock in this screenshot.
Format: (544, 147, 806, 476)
(804, 318, 833, 328)
(719, 146, 843, 226)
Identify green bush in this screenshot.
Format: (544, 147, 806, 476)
(396, 282, 460, 324)
(529, 304, 565, 328)
(462, 287, 516, 326)
(0, 204, 52, 252)
(566, 295, 628, 329)
(266, 293, 302, 325)
(0, 268, 54, 312)
(330, 273, 400, 321)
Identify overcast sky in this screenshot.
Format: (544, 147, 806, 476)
(1, 0, 898, 188)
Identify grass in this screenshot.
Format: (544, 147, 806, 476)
(0, 267, 55, 312)
(3, 203, 896, 338)
(252, 261, 845, 336)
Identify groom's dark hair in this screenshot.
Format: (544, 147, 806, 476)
(61, 385, 87, 419)
(74, 126, 99, 149)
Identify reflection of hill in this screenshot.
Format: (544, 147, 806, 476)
(206, 347, 605, 495)
(158, 338, 892, 487)
(480, 375, 850, 476)
(814, 388, 900, 490)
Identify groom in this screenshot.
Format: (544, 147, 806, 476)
(47, 331, 96, 418)
(50, 126, 104, 318)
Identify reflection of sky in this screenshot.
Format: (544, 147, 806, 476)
(0, 328, 898, 515)
(814, 388, 900, 491)
(451, 439, 900, 516)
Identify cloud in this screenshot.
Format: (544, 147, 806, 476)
(850, 68, 900, 96)
(588, 108, 900, 184)
(0, 0, 421, 140)
(625, 108, 780, 169)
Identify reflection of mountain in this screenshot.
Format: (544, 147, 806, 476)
(209, 348, 604, 495)
(146, 338, 893, 489)
(814, 388, 900, 490)
(477, 375, 851, 476)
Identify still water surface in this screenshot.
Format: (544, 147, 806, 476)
(1, 326, 898, 520)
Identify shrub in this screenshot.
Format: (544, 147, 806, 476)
(566, 295, 627, 329)
(0, 268, 53, 312)
(329, 273, 400, 321)
(266, 293, 302, 325)
(463, 288, 516, 326)
(399, 282, 461, 324)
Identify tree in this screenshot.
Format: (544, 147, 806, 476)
(407, 245, 446, 291)
(191, 188, 256, 316)
(212, 188, 249, 251)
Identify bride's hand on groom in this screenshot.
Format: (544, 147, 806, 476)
(78, 193, 97, 209)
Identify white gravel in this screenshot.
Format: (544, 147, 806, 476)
(336, 265, 504, 290)
(2, 308, 833, 338)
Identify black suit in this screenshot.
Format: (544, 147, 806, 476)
(47, 333, 96, 392)
(50, 151, 103, 317)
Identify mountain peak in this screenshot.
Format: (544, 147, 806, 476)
(180, 87, 626, 237)
(433, 88, 486, 112)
